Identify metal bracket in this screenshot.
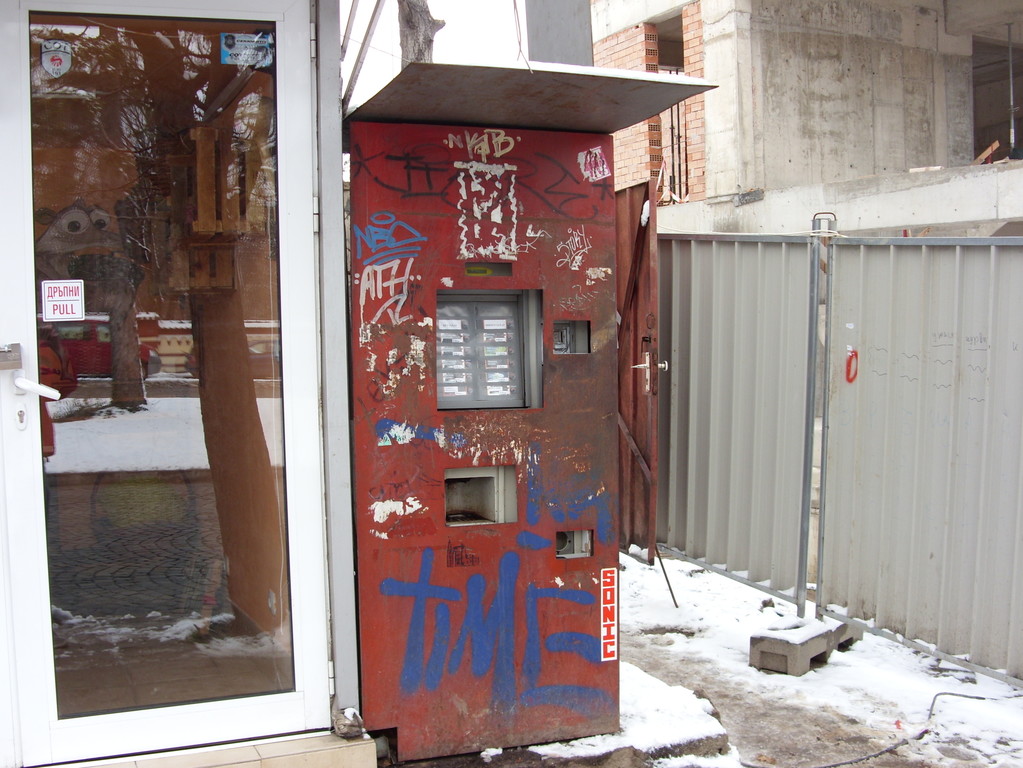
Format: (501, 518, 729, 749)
(0, 343, 22, 371)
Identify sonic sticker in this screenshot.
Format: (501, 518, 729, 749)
(220, 33, 274, 68)
(600, 566, 618, 661)
(41, 40, 72, 78)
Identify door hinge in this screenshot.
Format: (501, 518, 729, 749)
(313, 196, 320, 233)
(310, 22, 317, 60)
(327, 660, 335, 696)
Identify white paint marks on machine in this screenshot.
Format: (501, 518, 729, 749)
(455, 161, 520, 261)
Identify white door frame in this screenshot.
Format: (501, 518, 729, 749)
(0, 1, 331, 764)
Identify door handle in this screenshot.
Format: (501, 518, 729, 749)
(630, 353, 669, 395)
(12, 371, 61, 400)
(631, 359, 669, 372)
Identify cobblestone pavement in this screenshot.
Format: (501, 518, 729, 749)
(45, 469, 292, 716)
(47, 470, 227, 617)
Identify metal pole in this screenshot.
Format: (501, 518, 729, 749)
(1010, 24, 1018, 154)
(340, 0, 361, 61)
(815, 222, 835, 622)
(342, 0, 388, 113)
(656, 547, 679, 609)
(317, 0, 361, 711)
(796, 217, 825, 618)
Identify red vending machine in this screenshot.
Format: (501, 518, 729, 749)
(348, 118, 620, 760)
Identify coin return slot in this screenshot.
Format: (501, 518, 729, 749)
(553, 321, 591, 354)
(445, 466, 518, 525)
(555, 529, 593, 559)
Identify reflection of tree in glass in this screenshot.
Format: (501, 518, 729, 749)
(29, 18, 276, 408)
(32, 16, 294, 714)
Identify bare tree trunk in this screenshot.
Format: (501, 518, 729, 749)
(397, 0, 445, 67)
(107, 287, 146, 407)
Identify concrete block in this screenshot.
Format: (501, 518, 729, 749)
(749, 617, 848, 677)
(832, 620, 864, 650)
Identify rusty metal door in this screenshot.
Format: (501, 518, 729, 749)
(616, 182, 661, 561)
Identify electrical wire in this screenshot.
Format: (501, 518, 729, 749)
(737, 690, 1023, 768)
(341, 32, 404, 66)
(927, 690, 1023, 719)
(511, 0, 532, 73)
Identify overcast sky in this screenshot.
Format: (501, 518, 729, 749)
(341, 0, 527, 109)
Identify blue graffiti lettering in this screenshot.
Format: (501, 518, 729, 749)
(380, 549, 460, 693)
(425, 601, 450, 690)
(375, 418, 468, 449)
(516, 531, 552, 550)
(526, 443, 613, 544)
(381, 549, 609, 714)
(523, 585, 596, 690)
(520, 685, 613, 717)
(564, 491, 614, 547)
(354, 211, 428, 266)
(546, 632, 602, 662)
(525, 445, 554, 525)
(447, 552, 518, 708)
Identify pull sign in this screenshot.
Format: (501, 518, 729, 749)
(600, 567, 618, 661)
(41, 280, 85, 322)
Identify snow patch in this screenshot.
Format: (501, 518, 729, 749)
(530, 663, 724, 759)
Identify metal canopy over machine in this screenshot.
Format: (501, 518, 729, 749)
(345, 61, 712, 762)
(346, 60, 713, 134)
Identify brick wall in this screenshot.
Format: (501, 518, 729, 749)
(593, 23, 661, 191)
(593, 2, 707, 202)
(681, 1, 706, 202)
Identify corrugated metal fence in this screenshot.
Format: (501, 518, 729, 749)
(658, 232, 1023, 685)
(660, 235, 814, 591)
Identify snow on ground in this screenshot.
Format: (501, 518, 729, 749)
(52, 607, 291, 669)
(55, 610, 239, 646)
(527, 551, 1023, 767)
(48, 399, 1023, 764)
(48, 396, 283, 473)
(530, 661, 727, 761)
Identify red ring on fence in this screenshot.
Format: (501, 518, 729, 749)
(846, 349, 859, 383)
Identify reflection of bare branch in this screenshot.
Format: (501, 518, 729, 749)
(180, 29, 212, 57)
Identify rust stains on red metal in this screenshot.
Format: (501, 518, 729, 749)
(349, 121, 620, 761)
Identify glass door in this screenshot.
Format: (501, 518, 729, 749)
(1, 1, 328, 764)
